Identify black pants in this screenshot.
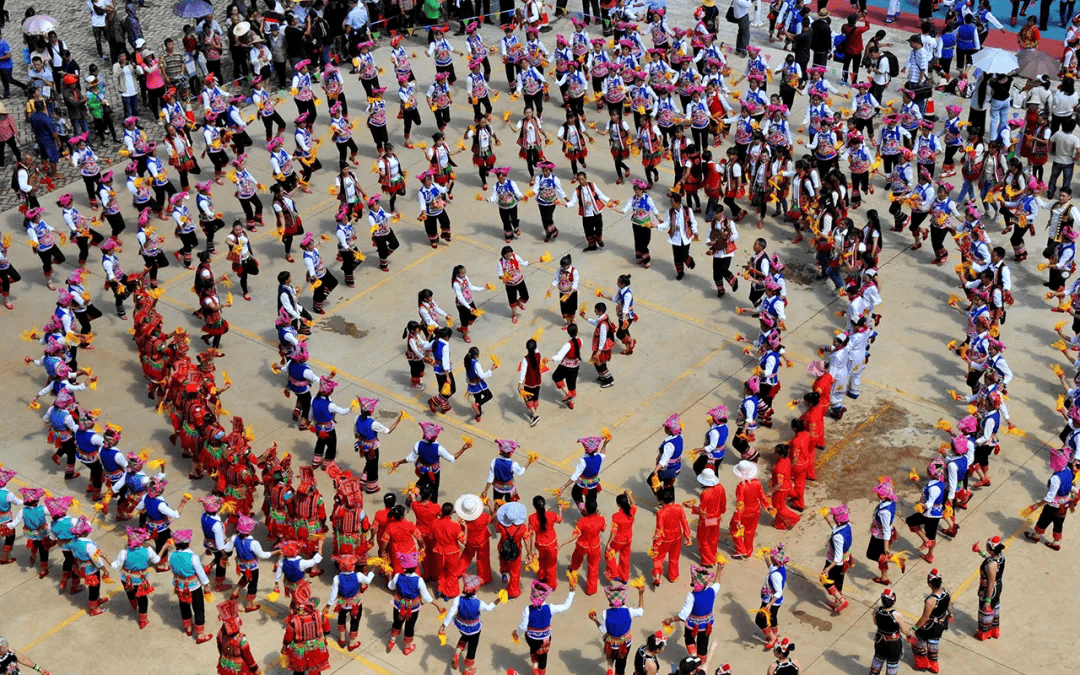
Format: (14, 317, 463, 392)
(527, 636, 550, 670)
(125, 588, 150, 613)
(296, 98, 317, 124)
(315, 428, 338, 462)
(37, 247, 66, 275)
(402, 108, 422, 138)
(583, 214, 604, 246)
(499, 206, 520, 238)
(338, 137, 361, 164)
(338, 605, 364, 632)
(207, 150, 229, 174)
(434, 106, 451, 129)
(313, 271, 339, 304)
(1035, 503, 1067, 534)
(295, 391, 313, 421)
(473, 388, 493, 414)
(552, 364, 578, 390)
(0, 266, 21, 294)
(713, 256, 734, 289)
(524, 92, 544, 119)
(392, 608, 420, 638)
(424, 211, 452, 244)
(341, 249, 362, 284)
(683, 626, 710, 660)
(239, 195, 263, 224)
(956, 49, 976, 72)
(261, 111, 287, 141)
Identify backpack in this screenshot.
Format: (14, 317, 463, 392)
(883, 51, 900, 78)
(498, 526, 521, 561)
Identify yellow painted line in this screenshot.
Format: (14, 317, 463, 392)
(20, 589, 123, 652)
(814, 402, 892, 470)
(322, 247, 443, 317)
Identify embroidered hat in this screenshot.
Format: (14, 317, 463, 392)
(200, 495, 223, 513)
(19, 487, 46, 502)
(462, 574, 482, 593)
(358, 397, 378, 414)
(662, 413, 682, 435)
(172, 529, 193, 543)
(279, 540, 302, 557)
(579, 436, 604, 453)
(44, 495, 73, 518)
(72, 515, 93, 536)
(769, 542, 789, 565)
(334, 554, 359, 571)
(529, 580, 553, 606)
(872, 477, 897, 501)
(957, 415, 978, 434)
(604, 583, 628, 607)
(419, 421, 443, 441)
(237, 514, 257, 534)
(707, 405, 728, 423)
(829, 504, 850, 523)
(1051, 447, 1071, 472)
(0, 469, 17, 488)
(398, 551, 420, 569)
(126, 526, 150, 548)
(496, 439, 519, 455)
(690, 564, 714, 592)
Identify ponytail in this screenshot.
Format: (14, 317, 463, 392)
(533, 495, 548, 531)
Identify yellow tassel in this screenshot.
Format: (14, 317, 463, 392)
(226, 292, 234, 306)
(461, 435, 473, 448)
(401, 411, 415, 421)
(566, 569, 579, 585)
(496, 589, 509, 604)
(441, 382, 452, 396)
(266, 590, 281, 602)
(473, 309, 486, 316)
(490, 353, 501, 368)
(933, 419, 952, 431)
(539, 250, 552, 262)
(601, 427, 612, 442)
(1053, 339, 1069, 351)
(475, 193, 484, 200)
(628, 576, 645, 589)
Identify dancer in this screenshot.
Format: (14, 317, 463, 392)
(441, 575, 501, 675)
(821, 504, 853, 613)
(165, 529, 215, 643)
(387, 551, 441, 655)
(911, 569, 952, 673)
(730, 460, 772, 559)
(869, 588, 911, 675)
(280, 578, 332, 674)
(112, 526, 160, 629)
(974, 535, 1006, 641)
(566, 496, 607, 596)
(590, 582, 646, 675)
(650, 488, 691, 586)
(867, 478, 901, 585)
(390, 422, 471, 501)
(663, 562, 723, 658)
(215, 600, 260, 674)
(513, 578, 576, 675)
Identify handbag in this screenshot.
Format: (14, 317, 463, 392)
(726, 3, 738, 23)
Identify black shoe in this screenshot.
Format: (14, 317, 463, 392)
(600, 379, 615, 388)
(597, 240, 604, 248)
(676, 271, 685, 280)
(716, 289, 725, 298)
(584, 245, 598, 251)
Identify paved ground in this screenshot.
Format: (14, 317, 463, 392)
(0, 4, 1067, 675)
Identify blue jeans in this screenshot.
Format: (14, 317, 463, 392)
(1049, 162, 1075, 197)
(122, 95, 138, 119)
(988, 98, 1010, 144)
(71, 118, 89, 135)
(956, 179, 976, 206)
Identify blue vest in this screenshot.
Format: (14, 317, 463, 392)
(527, 604, 552, 631)
(948, 456, 969, 484)
(51, 516, 74, 540)
(0, 490, 10, 515)
(940, 32, 956, 58)
(924, 480, 945, 518)
(124, 546, 151, 572)
(957, 25, 978, 51)
(201, 513, 220, 543)
(339, 571, 361, 599)
(707, 425, 729, 460)
(395, 573, 420, 599)
(75, 429, 99, 456)
(433, 340, 449, 374)
(48, 407, 71, 433)
(765, 566, 788, 606)
(416, 440, 441, 466)
(312, 397, 334, 425)
(582, 454, 603, 478)
(832, 523, 853, 558)
(170, 549, 198, 578)
(42, 355, 61, 378)
(874, 501, 896, 529)
(355, 416, 377, 441)
(126, 472, 148, 494)
(689, 586, 717, 618)
(661, 436, 684, 472)
(287, 361, 311, 394)
(1055, 468, 1075, 497)
(235, 536, 256, 561)
(982, 411, 1001, 438)
(145, 496, 167, 524)
(23, 505, 47, 533)
(70, 538, 94, 562)
(493, 457, 516, 484)
(455, 596, 483, 634)
(283, 557, 306, 582)
(101, 448, 124, 478)
(604, 606, 632, 638)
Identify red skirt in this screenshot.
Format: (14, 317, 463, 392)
(518, 147, 546, 161)
(284, 638, 330, 672)
(592, 349, 612, 365)
(564, 147, 588, 161)
(202, 318, 230, 336)
(473, 154, 497, 168)
(611, 148, 630, 159)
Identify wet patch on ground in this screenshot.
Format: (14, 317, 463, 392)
(781, 260, 821, 286)
(813, 402, 936, 505)
(376, 408, 399, 421)
(790, 609, 833, 632)
(319, 315, 369, 339)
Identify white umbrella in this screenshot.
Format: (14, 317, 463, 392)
(971, 47, 1019, 75)
(22, 14, 59, 36)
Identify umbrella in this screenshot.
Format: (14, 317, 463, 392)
(970, 47, 1019, 75)
(173, 0, 214, 19)
(22, 14, 58, 36)
(1017, 49, 1060, 80)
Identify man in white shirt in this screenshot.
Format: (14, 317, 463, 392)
(732, 0, 752, 57)
(1048, 121, 1080, 199)
(113, 52, 140, 119)
(868, 47, 891, 104)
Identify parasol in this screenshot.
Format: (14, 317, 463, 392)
(22, 15, 59, 36)
(970, 47, 1019, 75)
(1016, 49, 1060, 80)
(173, 0, 215, 19)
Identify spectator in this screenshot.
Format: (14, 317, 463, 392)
(840, 12, 869, 85)
(45, 31, 67, 88)
(1051, 77, 1080, 133)
(1048, 119, 1080, 198)
(53, 107, 70, 148)
(25, 86, 45, 122)
(1023, 74, 1053, 111)
(225, 5, 249, 82)
(161, 38, 187, 99)
(309, 4, 331, 71)
(969, 70, 990, 133)
(903, 34, 929, 111)
(200, 21, 224, 84)
(106, 3, 128, 63)
(267, 22, 288, 89)
(113, 52, 140, 119)
(955, 13, 979, 71)
(28, 98, 60, 176)
(0, 28, 28, 98)
(249, 35, 273, 84)
(86, 73, 119, 144)
(1018, 14, 1040, 47)
(62, 74, 89, 136)
(793, 22, 813, 81)
(868, 47, 890, 104)
(0, 100, 18, 167)
(733, 0, 752, 57)
(987, 73, 1013, 143)
(125, 2, 144, 51)
(809, 9, 832, 67)
(61, 50, 80, 81)
(344, 0, 370, 55)
(27, 57, 54, 109)
(142, 50, 165, 121)
(87, 0, 110, 62)
(284, 14, 308, 70)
